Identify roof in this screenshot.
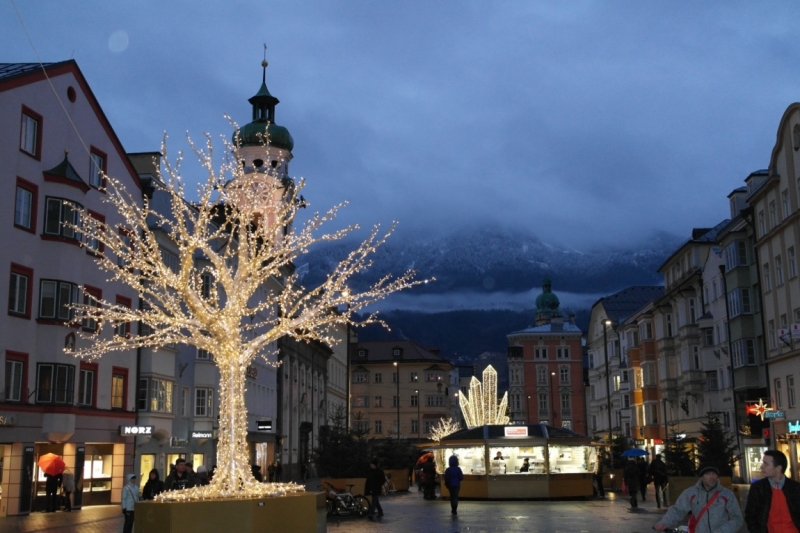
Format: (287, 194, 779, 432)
(656, 218, 731, 272)
(592, 286, 664, 325)
(439, 424, 589, 441)
(508, 321, 582, 336)
(351, 339, 452, 365)
(0, 62, 57, 81)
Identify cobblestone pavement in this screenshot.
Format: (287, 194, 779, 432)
(0, 490, 749, 533)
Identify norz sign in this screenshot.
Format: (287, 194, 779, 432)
(120, 425, 155, 436)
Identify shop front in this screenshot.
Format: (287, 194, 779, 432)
(774, 418, 800, 480)
(433, 424, 597, 499)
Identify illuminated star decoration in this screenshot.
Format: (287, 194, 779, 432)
(458, 365, 509, 429)
(747, 398, 773, 421)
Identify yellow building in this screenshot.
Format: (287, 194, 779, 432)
(350, 340, 456, 440)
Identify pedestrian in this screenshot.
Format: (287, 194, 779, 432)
(275, 461, 282, 482)
(637, 456, 649, 502)
(196, 465, 210, 486)
(267, 462, 276, 482)
(444, 455, 464, 516)
(44, 471, 62, 512)
(364, 459, 386, 520)
(744, 449, 800, 533)
(164, 458, 196, 491)
(653, 462, 743, 533)
(594, 458, 606, 498)
(623, 457, 641, 509)
(142, 468, 164, 500)
(121, 473, 140, 533)
(648, 453, 668, 508)
(422, 455, 437, 500)
(61, 467, 74, 512)
(519, 458, 530, 472)
(251, 464, 263, 482)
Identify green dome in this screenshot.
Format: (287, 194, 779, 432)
(535, 276, 560, 313)
(233, 121, 294, 151)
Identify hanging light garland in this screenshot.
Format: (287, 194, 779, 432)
(67, 130, 430, 501)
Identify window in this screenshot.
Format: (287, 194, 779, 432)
(411, 419, 418, 433)
(790, 247, 798, 279)
(374, 420, 382, 434)
(393, 372, 399, 383)
(613, 374, 621, 391)
(160, 247, 179, 274)
(758, 210, 766, 237)
(557, 347, 569, 359)
(693, 346, 701, 370)
(425, 395, 444, 407)
(39, 279, 78, 321)
(14, 177, 38, 232)
(788, 375, 796, 408)
(727, 288, 752, 317)
(537, 366, 547, 385)
(643, 364, 656, 386)
(36, 363, 75, 404)
(559, 366, 569, 384)
(89, 147, 106, 189)
(411, 394, 418, 407)
(622, 394, 630, 409)
(731, 339, 756, 367)
(775, 378, 783, 409)
(770, 201, 778, 228)
(78, 362, 96, 406)
(588, 353, 594, 369)
(425, 372, 441, 382)
(777, 255, 785, 286)
(689, 298, 696, 323)
(82, 285, 102, 331)
(83, 211, 105, 254)
(111, 369, 127, 409)
(114, 296, 131, 337)
(195, 388, 213, 417)
(20, 106, 42, 158)
(424, 421, 435, 434)
(373, 372, 382, 383)
(200, 273, 213, 299)
(410, 372, 418, 382)
(353, 373, 367, 383)
(538, 393, 548, 412)
(764, 263, 772, 292)
(783, 190, 791, 218)
(197, 349, 211, 360)
(534, 347, 548, 360)
(561, 393, 571, 412)
(44, 197, 82, 241)
(148, 378, 173, 412)
(707, 371, 719, 391)
(374, 396, 382, 407)
(352, 396, 368, 407)
(769, 320, 776, 350)
(8, 263, 33, 319)
(180, 387, 189, 416)
(4, 351, 27, 402)
(724, 242, 749, 272)
(137, 379, 148, 410)
(647, 403, 659, 425)
(118, 228, 132, 267)
(704, 328, 714, 347)
(355, 420, 370, 433)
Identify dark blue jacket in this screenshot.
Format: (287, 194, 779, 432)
(444, 456, 464, 488)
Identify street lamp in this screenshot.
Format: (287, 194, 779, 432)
(415, 389, 420, 436)
(550, 372, 557, 426)
(342, 290, 351, 429)
(393, 361, 400, 439)
(603, 319, 613, 441)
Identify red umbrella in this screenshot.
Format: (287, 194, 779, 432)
(38, 453, 65, 476)
(416, 452, 434, 466)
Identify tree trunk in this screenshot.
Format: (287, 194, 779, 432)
(211, 360, 255, 494)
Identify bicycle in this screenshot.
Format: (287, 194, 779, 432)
(323, 481, 370, 517)
(381, 473, 396, 496)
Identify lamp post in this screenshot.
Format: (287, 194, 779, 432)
(415, 389, 420, 436)
(550, 371, 557, 425)
(603, 319, 613, 441)
(394, 361, 400, 439)
(342, 290, 351, 429)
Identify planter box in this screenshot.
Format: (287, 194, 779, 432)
(320, 477, 367, 496)
(135, 491, 325, 533)
(385, 469, 409, 491)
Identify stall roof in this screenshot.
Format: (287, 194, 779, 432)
(440, 424, 589, 441)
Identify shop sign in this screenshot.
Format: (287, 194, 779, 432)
(170, 437, 188, 447)
(634, 440, 645, 445)
(504, 426, 528, 437)
(764, 411, 785, 419)
(792, 323, 800, 339)
(0, 414, 16, 426)
(120, 425, 155, 436)
(191, 431, 214, 439)
(257, 420, 273, 431)
(653, 439, 664, 444)
(788, 420, 800, 434)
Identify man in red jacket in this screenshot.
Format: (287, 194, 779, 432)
(744, 450, 800, 533)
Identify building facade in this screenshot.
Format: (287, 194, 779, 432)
(0, 62, 142, 515)
(507, 278, 585, 433)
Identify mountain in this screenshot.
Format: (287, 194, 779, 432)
(299, 227, 681, 361)
(298, 226, 681, 296)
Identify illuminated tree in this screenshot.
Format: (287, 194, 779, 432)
(430, 417, 462, 474)
(70, 132, 425, 501)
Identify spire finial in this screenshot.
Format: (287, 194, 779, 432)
(261, 43, 268, 84)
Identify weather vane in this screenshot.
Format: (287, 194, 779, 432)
(262, 43, 268, 82)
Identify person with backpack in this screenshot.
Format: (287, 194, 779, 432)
(443, 455, 464, 516)
(653, 462, 743, 533)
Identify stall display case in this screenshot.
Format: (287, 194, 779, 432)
(745, 445, 768, 483)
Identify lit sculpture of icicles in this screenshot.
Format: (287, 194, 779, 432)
(458, 365, 509, 429)
(67, 130, 428, 502)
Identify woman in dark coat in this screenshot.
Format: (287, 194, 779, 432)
(142, 468, 164, 500)
(364, 459, 386, 519)
(444, 455, 464, 515)
(422, 456, 437, 500)
(623, 458, 641, 509)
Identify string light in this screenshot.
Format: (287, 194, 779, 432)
(429, 417, 461, 474)
(66, 131, 429, 501)
(458, 365, 509, 429)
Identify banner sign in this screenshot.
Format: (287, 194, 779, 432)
(504, 426, 528, 437)
(788, 420, 800, 434)
(257, 420, 273, 431)
(120, 425, 154, 436)
(792, 323, 800, 339)
(764, 411, 785, 419)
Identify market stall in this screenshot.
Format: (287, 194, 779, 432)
(432, 424, 596, 499)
